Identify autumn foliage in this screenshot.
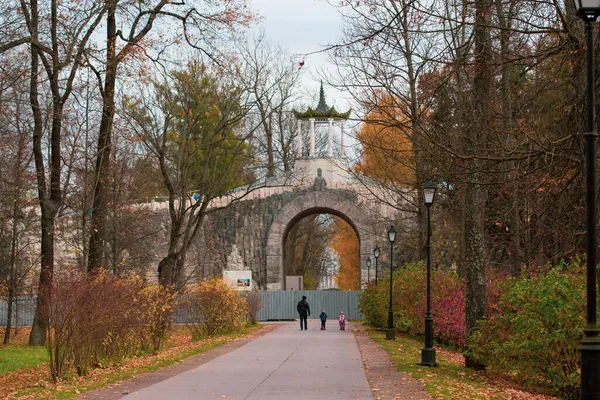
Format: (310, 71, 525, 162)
(467, 261, 586, 399)
(183, 278, 249, 338)
(359, 263, 469, 346)
(46, 270, 175, 380)
(328, 218, 360, 290)
(328, 93, 417, 291)
(360, 260, 585, 398)
(354, 93, 416, 186)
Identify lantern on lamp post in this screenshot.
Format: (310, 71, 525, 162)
(419, 181, 437, 367)
(374, 246, 380, 284)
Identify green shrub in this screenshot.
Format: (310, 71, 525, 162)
(359, 281, 388, 328)
(467, 261, 586, 399)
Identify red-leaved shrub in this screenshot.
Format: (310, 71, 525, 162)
(359, 263, 501, 349)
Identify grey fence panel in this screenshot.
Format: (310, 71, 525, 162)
(0, 295, 36, 327)
(257, 290, 364, 321)
(1, 291, 364, 326)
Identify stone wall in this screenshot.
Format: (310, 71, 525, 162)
(200, 182, 397, 290)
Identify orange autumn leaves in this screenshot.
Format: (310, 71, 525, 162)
(329, 218, 360, 290)
(354, 94, 416, 186)
(331, 94, 415, 288)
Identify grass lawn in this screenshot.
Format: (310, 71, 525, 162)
(367, 326, 557, 400)
(0, 328, 48, 375)
(0, 324, 267, 400)
(0, 344, 47, 374)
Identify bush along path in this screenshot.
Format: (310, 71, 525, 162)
(0, 324, 274, 400)
(359, 260, 588, 399)
(360, 324, 557, 400)
(1, 273, 271, 399)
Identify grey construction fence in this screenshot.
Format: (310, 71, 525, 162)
(0, 295, 36, 327)
(2, 290, 364, 327)
(256, 290, 364, 321)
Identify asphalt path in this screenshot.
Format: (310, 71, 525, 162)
(121, 321, 373, 399)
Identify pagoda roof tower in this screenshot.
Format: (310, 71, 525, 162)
(293, 82, 351, 120)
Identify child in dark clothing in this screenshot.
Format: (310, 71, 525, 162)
(319, 310, 328, 330)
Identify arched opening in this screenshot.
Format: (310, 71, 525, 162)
(282, 207, 361, 290)
(264, 190, 377, 290)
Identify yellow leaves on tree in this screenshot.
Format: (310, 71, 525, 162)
(329, 218, 360, 291)
(354, 93, 416, 186)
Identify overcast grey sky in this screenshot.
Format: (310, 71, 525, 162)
(250, 0, 348, 109)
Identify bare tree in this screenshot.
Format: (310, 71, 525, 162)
(2, 0, 108, 345)
(238, 31, 302, 177)
(327, 0, 441, 260)
(0, 54, 38, 343)
(85, 0, 254, 273)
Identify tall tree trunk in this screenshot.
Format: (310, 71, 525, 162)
(3, 223, 16, 344)
(4, 137, 25, 344)
(158, 252, 187, 287)
(495, 0, 523, 276)
(88, 0, 117, 272)
(464, 0, 491, 368)
(464, 173, 487, 368)
(28, 0, 56, 345)
(266, 121, 275, 177)
(30, 55, 66, 347)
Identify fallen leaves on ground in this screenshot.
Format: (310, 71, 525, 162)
(433, 346, 555, 400)
(369, 328, 558, 400)
(0, 325, 270, 399)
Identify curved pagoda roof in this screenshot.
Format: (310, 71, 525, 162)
(293, 83, 351, 120)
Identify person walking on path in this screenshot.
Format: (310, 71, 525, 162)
(319, 310, 328, 330)
(297, 295, 310, 330)
(339, 311, 346, 331)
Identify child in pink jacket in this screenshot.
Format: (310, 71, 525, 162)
(338, 311, 346, 331)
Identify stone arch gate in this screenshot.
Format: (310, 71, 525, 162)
(195, 157, 413, 291)
(146, 84, 414, 290)
(265, 189, 377, 290)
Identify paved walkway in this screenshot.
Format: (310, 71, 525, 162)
(122, 322, 373, 400)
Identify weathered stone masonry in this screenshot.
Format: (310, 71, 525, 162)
(200, 158, 410, 290)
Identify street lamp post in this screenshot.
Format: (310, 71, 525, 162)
(419, 181, 437, 367)
(366, 257, 372, 284)
(386, 226, 397, 340)
(374, 246, 380, 284)
(573, 1, 600, 398)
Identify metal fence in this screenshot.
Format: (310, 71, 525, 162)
(0, 295, 36, 327)
(1, 290, 364, 327)
(257, 290, 364, 321)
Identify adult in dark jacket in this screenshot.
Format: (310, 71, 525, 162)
(297, 295, 310, 330)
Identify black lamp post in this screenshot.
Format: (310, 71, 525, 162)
(573, 1, 600, 398)
(366, 257, 372, 284)
(419, 181, 437, 367)
(374, 246, 380, 284)
(386, 226, 397, 340)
